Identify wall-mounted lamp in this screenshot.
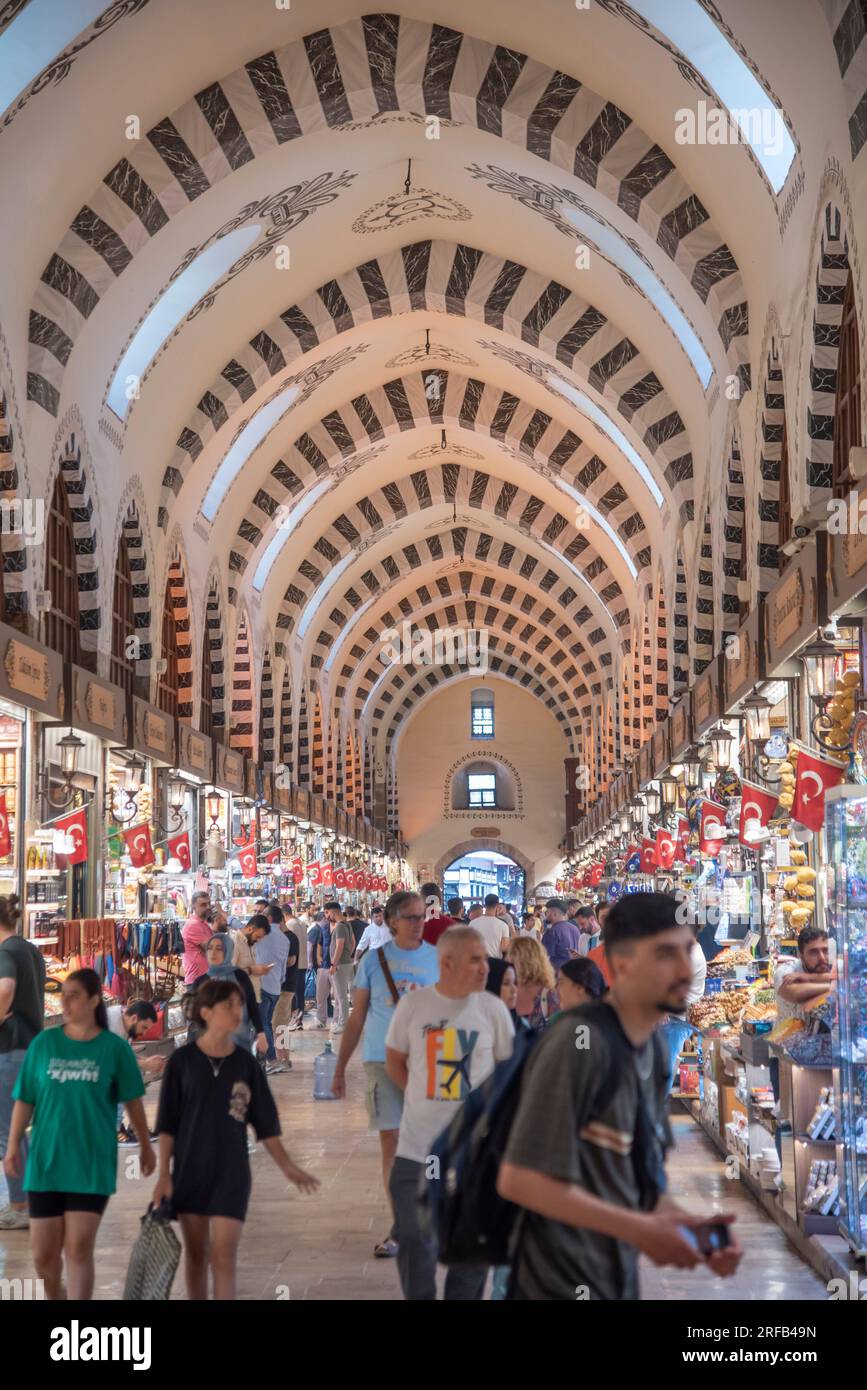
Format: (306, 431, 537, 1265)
(41, 729, 85, 808)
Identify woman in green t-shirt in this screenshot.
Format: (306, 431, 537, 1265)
(3, 968, 155, 1300)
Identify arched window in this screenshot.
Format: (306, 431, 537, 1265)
(44, 472, 80, 664)
(157, 584, 179, 716)
(834, 271, 861, 495)
(109, 531, 135, 695)
(200, 621, 213, 736)
(471, 686, 494, 738)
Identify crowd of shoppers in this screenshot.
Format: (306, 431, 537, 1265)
(0, 878, 740, 1303)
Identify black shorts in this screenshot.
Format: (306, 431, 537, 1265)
(27, 1191, 109, 1219)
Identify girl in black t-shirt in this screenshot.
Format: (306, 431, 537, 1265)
(153, 977, 319, 1300)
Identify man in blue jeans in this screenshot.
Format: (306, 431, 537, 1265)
(253, 916, 289, 1075)
(0, 905, 45, 1229)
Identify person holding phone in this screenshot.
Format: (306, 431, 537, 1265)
(498, 893, 743, 1300)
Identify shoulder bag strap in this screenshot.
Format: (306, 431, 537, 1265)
(377, 946, 400, 1006)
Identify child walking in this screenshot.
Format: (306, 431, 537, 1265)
(152, 977, 318, 1299)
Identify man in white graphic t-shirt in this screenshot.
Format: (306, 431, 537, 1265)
(385, 925, 514, 1301)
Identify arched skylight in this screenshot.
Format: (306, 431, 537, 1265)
(253, 477, 334, 590)
(563, 207, 714, 389)
(0, 0, 106, 115)
(201, 381, 299, 523)
(107, 224, 261, 420)
(629, 0, 796, 192)
(547, 376, 664, 508)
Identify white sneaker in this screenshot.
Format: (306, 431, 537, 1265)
(0, 1206, 29, 1230)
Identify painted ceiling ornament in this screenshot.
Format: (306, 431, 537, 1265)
(352, 187, 471, 235)
(409, 443, 483, 460)
(385, 344, 477, 369)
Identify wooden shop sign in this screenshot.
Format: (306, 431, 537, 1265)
(176, 724, 212, 782)
(764, 540, 822, 672)
(651, 723, 670, 777)
(723, 605, 764, 713)
(669, 699, 691, 761)
(214, 743, 245, 795)
(0, 623, 63, 718)
(68, 666, 127, 743)
(828, 486, 867, 613)
(638, 740, 653, 786)
(131, 697, 175, 764)
(691, 658, 721, 737)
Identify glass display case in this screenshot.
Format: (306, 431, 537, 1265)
(825, 786, 867, 1255)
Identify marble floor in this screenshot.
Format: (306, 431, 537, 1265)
(0, 1028, 828, 1300)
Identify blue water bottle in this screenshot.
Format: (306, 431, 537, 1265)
(313, 1041, 338, 1100)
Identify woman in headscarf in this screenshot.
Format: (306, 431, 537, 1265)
(188, 935, 267, 1056)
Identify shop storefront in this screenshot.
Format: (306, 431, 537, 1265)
(0, 624, 64, 937)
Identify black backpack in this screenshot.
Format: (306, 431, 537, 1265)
(419, 1002, 668, 1267)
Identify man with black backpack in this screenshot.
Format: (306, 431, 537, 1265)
(497, 893, 743, 1299)
(332, 890, 438, 1259)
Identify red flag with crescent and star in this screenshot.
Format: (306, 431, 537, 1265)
(55, 808, 88, 865)
(292, 856, 304, 885)
(640, 838, 658, 872)
(167, 831, 191, 871)
(793, 748, 845, 832)
(237, 845, 258, 878)
(674, 817, 690, 862)
(738, 780, 779, 845)
(656, 827, 675, 870)
(122, 822, 156, 868)
(699, 800, 727, 855)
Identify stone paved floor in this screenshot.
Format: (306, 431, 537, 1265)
(0, 1028, 827, 1300)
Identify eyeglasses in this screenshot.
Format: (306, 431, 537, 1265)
(398, 913, 426, 924)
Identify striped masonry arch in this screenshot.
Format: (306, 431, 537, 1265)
(229, 612, 254, 754)
(693, 506, 714, 675)
(259, 647, 275, 769)
(26, 15, 746, 419)
(672, 546, 690, 697)
(654, 573, 669, 722)
(0, 391, 28, 624)
(54, 431, 101, 655)
(204, 576, 227, 738)
(805, 202, 854, 499)
(119, 500, 152, 678)
(165, 548, 193, 721)
(721, 428, 745, 634)
(758, 347, 786, 593)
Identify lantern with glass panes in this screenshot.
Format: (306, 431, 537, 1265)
(801, 635, 860, 756)
(106, 750, 146, 826)
(40, 729, 86, 809)
(740, 693, 782, 786)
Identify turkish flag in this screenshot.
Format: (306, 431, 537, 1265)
(674, 817, 690, 862)
(738, 780, 779, 845)
(167, 831, 191, 871)
(589, 861, 604, 886)
(656, 828, 675, 870)
(307, 860, 322, 886)
(122, 822, 155, 868)
(699, 800, 727, 855)
(292, 856, 304, 885)
(322, 863, 334, 888)
(793, 747, 845, 831)
(335, 867, 346, 888)
(0, 794, 11, 858)
(641, 838, 658, 872)
(55, 808, 88, 865)
(263, 847, 281, 865)
(238, 845, 258, 878)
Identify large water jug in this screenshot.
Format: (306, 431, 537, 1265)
(313, 1041, 338, 1099)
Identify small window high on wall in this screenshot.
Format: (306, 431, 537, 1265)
(468, 772, 496, 807)
(471, 687, 494, 738)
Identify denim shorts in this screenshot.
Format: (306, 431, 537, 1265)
(363, 1061, 404, 1131)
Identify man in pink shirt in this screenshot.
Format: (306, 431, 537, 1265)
(182, 891, 212, 986)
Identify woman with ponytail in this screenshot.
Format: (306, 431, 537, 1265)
(3, 967, 154, 1299)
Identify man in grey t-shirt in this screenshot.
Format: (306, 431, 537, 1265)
(499, 893, 744, 1300)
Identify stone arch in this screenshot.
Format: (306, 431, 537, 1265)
(803, 199, 861, 502)
(203, 568, 228, 737)
(0, 322, 33, 628)
(297, 683, 310, 788)
(433, 839, 534, 888)
(278, 662, 294, 778)
(46, 415, 102, 659)
(310, 688, 324, 794)
(672, 544, 689, 696)
(112, 488, 153, 683)
(721, 421, 745, 634)
(259, 644, 276, 769)
(28, 15, 744, 418)
(443, 750, 525, 817)
(693, 504, 714, 675)
(229, 609, 254, 754)
(163, 542, 194, 721)
(758, 341, 788, 594)
(653, 570, 669, 723)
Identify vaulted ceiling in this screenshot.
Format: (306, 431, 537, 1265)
(0, 0, 855, 784)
